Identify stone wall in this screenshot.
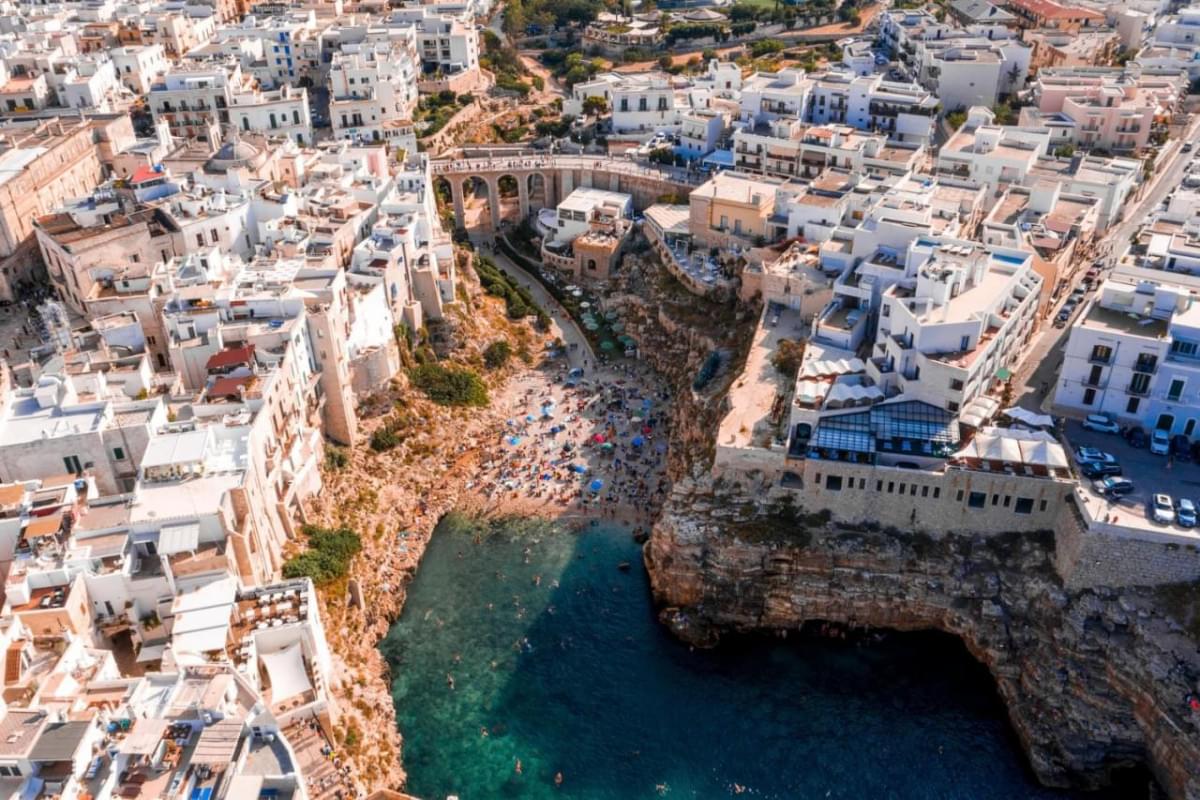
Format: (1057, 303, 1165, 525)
(1055, 498, 1200, 590)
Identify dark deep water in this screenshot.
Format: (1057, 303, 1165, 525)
(381, 513, 1116, 800)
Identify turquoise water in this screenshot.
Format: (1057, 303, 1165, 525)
(382, 514, 1097, 800)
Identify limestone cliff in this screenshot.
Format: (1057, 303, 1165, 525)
(645, 478, 1200, 800)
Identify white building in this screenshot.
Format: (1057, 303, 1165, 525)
(1056, 270, 1200, 436)
(111, 45, 168, 95)
(328, 35, 419, 151)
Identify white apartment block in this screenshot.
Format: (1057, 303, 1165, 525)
(111, 45, 168, 95)
(806, 72, 939, 144)
(935, 108, 1051, 192)
(867, 239, 1042, 414)
(1056, 271, 1200, 437)
(328, 35, 419, 151)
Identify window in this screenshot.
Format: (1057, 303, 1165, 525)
(293, 109, 300, 124)
(921, 486, 929, 497)
(1135, 353, 1158, 373)
(209, 230, 219, 244)
(1129, 373, 1150, 395)
(876, 480, 883, 492)
(195, 233, 205, 247)
(960, 335, 970, 351)
(933, 487, 940, 499)
(1090, 344, 1113, 363)
(949, 378, 964, 391)
(113, 447, 126, 460)
(968, 491, 986, 508)
(1082, 387, 1096, 405)
(1014, 497, 1034, 514)
(0, 766, 20, 777)
(1126, 397, 1140, 414)
(242, 116, 251, 131)
(63, 455, 82, 474)
(825, 475, 843, 491)
(638, 97, 647, 111)
(1003, 495, 1011, 507)
(1169, 379, 1186, 401)
(956, 489, 964, 501)
(887, 482, 895, 493)
(947, 400, 960, 412)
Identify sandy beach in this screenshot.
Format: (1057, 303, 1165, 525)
(456, 355, 672, 531)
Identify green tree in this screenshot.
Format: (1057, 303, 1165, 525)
(583, 95, 608, 115)
(771, 339, 806, 377)
(503, 1, 526, 38)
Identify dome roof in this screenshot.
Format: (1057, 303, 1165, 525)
(204, 134, 266, 174)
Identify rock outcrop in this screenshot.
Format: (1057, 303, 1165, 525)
(646, 478, 1200, 799)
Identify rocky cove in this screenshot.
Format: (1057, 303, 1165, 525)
(644, 476, 1200, 799)
(305, 247, 1200, 799)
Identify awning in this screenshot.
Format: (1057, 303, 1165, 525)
(800, 357, 866, 379)
(119, 719, 167, 755)
(24, 512, 63, 539)
(826, 383, 885, 405)
(158, 523, 200, 556)
(1003, 406, 1054, 429)
(135, 644, 166, 664)
(192, 719, 243, 766)
(261, 642, 312, 706)
(171, 578, 236, 655)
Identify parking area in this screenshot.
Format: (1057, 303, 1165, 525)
(1064, 419, 1200, 530)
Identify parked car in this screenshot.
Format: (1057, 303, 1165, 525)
(1177, 498, 1198, 528)
(1125, 427, 1147, 448)
(1151, 430, 1171, 455)
(1082, 414, 1120, 434)
(1184, 142, 1194, 152)
(1152, 494, 1176, 525)
(1172, 434, 1193, 461)
(1080, 461, 1122, 478)
(1093, 477, 1134, 497)
(1076, 447, 1117, 464)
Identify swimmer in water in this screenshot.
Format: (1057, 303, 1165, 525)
(446, 674, 454, 690)
(533, 574, 541, 586)
(515, 759, 523, 775)
(555, 772, 563, 788)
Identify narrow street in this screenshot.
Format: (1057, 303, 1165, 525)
(1010, 118, 1200, 413)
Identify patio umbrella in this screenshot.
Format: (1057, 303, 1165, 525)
(572, 289, 584, 297)
(621, 335, 637, 347)
(585, 322, 600, 331)
(604, 310, 619, 320)
(610, 322, 626, 333)
(600, 340, 617, 351)
(580, 301, 591, 309)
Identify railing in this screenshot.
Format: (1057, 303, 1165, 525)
(1126, 382, 1150, 396)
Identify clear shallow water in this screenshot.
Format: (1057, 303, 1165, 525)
(382, 513, 1095, 800)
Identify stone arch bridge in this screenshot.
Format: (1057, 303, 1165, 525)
(430, 149, 703, 230)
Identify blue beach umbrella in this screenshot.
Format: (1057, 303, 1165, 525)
(632, 436, 645, 447)
(506, 435, 521, 446)
(589, 479, 604, 492)
(526, 414, 536, 422)
(572, 464, 588, 474)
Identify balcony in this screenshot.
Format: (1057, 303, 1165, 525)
(891, 332, 913, 350)
(1126, 382, 1151, 397)
(1133, 359, 1158, 374)
(1088, 353, 1112, 365)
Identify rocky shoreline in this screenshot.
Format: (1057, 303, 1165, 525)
(644, 476, 1200, 799)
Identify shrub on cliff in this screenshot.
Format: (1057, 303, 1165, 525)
(409, 363, 489, 407)
(771, 338, 806, 377)
(283, 524, 362, 585)
(484, 340, 513, 369)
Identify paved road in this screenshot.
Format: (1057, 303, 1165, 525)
(1010, 120, 1200, 414)
(487, 247, 597, 367)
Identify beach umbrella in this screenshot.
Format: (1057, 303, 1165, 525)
(572, 289, 583, 298)
(610, 321, 625, 333)
(585, 321, 600, 331)
(572, 464, 588, 474)
(621, 335, 637, 347)
(589, 479, 604, 492)
(506, 435, 521, 446)
(642, 398, 653, 409)
(541, 473, 552, 481)
(592, 433, 606, 443)
(601, 442, 615, 452)
(632, 436, 645, 447)
(600, 340, 616, 351)
(580, 301, 591, 309)
(604, 309, 619, 320)
(525, 414, 536, 422)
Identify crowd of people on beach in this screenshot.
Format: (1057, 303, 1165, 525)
(467, 358, 672, 528)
